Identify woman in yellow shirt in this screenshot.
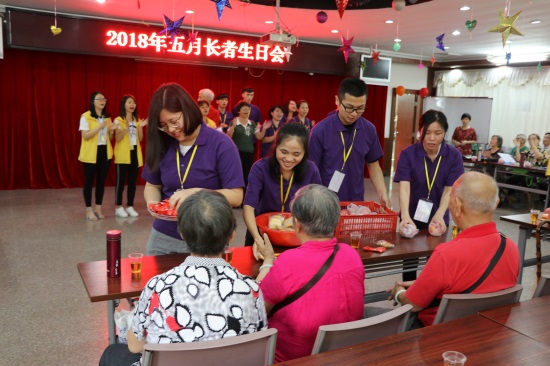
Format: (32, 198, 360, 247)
(198, 100, 218, 129)
(113, 95, 146, 218)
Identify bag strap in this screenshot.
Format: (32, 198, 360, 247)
(427, 233, 507, 309)
(270, 244, 339, 316)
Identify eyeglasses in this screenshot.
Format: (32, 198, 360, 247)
(94, 98, 107, 102)
(158, 112, 183, 132)
(339, 100, 365, 114)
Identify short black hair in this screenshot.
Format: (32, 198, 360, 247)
(242, 86, 254, 93)
(197, 100, 210, 107)
(235, 101, 251, 114)
(419, 109, 449, 141)
(337, 78, 368, 101)
(269, 104, 284, 115)
(215, 93, 229, 100)
(177, 190, 236, 256)
(119, 94, 138, 121)
(89, 91, 110, 119)
(491, 135, 503, 148)
(267, 123, 310, 183)
(461, 113, 472, 120)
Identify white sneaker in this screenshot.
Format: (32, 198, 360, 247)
(116, 207, 129, 218)
(126, 207, 139, 217)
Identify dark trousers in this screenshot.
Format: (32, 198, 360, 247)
(239, 150, 254, 189)
(115, 148, 139, 206)
(82, 145, 110, 207)
(99, 343, 141, 366)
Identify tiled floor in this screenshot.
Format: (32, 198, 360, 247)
(0, 179, 547, 365)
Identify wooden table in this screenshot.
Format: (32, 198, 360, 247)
(479, 296, 550, 347)
(500, 213, 550, 283)
(277, 315, 550, 365)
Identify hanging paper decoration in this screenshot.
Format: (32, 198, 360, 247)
(396, 86, 405, 96)
(212, 0, 232, 21)
(338, 35, 355, 63)
(488, 9, 523, 48)
(505, 52, 511, 65)
(186, 30, 199, 44)
(359, 60, 367, 73)
(284, 46, 293, 62)
(435, 34, 445, 51)
(418, 62, 424, 70)
(431, 56, 436, 66)
(392, 0, 406, 11)
(335, 0, 349, 19)
(51, 0, 62, 36)
(137, 0, 141, 9)
(537, 62, 543, 72)
(372, 50, 381, 65)
(465, 20, 477, 32)
(393, 42, 401, 52)
(159, 14, 186, 39)
(419, 88, 429, 98)
(316, 11, 328, 23)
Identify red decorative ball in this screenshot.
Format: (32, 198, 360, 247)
(316, 11, 328, 23)
(419, 87, 430, 98)
(396, 86, 405, 96)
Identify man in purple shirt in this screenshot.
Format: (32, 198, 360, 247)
(231, 86, 262, 123)
(309, 78, 389, 205)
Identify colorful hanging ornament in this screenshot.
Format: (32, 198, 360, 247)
(392, 0, 406, 11)
(335, 0, 349, 19)
(435, 34, 445, 51)
(393, 42, 401, 52)
(488, 9, 523, 48)
(465, 19, 477, 32)
(186, 30, 199, 44)
(396, 86, 405, 96)
(418, 48, 424, 69)
(211, 0, 232, 21)
(431, 56, 436, 66)
(337, 35, 355, 63)
(372, 50, 381, 65)
(316, 11, 328, 23)
(159, 14, 186, 39)
(51, 0, 62, 36)
(505, 52, 512, 65)
(359, 60, 367, 73)
(284, 46, 292, 62)
(419, 88, 429, 98)
(537, 62, 543, 72)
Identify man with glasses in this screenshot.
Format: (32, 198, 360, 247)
(310, 78, 390, 206)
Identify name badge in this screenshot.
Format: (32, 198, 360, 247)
(413, 198, 433, 223)
(328, 170, 345, 193)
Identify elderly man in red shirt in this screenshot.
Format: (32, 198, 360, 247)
(389, 171, 520, 327)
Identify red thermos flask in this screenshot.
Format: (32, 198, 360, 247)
(106, 230, 121, 277)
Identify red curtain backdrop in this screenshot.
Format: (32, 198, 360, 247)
(0, 48, 387, 189)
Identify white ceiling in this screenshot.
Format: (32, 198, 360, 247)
(2, 0, 550, 63)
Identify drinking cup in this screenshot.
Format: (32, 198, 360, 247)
(350, 232, 362, 249)
(129, 253, 143, 274)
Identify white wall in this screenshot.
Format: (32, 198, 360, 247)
(383, 63, 428, 138)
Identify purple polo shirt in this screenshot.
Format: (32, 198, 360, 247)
(142, 122, 245, 239)
(289, 116, 313, 131)
(393, 142, 464, 228)
(259, 121, 284, 158)
(309, 114, 384, 201)
(219, 110, 234, 133)
(232, 103, 262, 123)
(244, 158, 321, 215)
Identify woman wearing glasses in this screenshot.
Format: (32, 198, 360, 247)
(142, 83, 244, 255)
(113, 95, 146, 218)
(78, 92, 117, 221)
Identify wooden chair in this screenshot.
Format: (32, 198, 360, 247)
(535, 220, 550, 279)
(533, 275, 550, 298)
(310, 304, 412, 355)
(433, 285, 523, 325)
(141, 329, 277, 366)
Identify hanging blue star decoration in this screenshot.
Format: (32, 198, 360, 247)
(435, 33, 445, 51)
(212, 0, 232, 21)
(158, 14, 186, 40)
(505, 52, 511, 66)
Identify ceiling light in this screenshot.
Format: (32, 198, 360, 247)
(185, 10, 194, 14)
(531, 20, 542, 24)
(265, 20, 273, 24)
(385, 20, 394, 24)
(331, 29, 339, 33)
(452, 30, 461, 36)
(487, 53, 548, 65)
(460, 6, 470, 11)
(97, 0, 106, 3)
(394, 38, 401, 42)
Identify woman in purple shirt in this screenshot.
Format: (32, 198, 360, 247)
(259, 104, 285, 158)
(289, 100, 314, 131)
(243, 123, 322, 247)
(142, 83, 244, 255)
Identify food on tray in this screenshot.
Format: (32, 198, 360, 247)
(376, 240, 395, 248)
(363, 246, 386, 253)
(148, 199, 177, 218)
(282, 217, 294, 230)
(268, 214, 294, 231)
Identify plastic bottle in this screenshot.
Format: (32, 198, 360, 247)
(106, 230, 121, 277)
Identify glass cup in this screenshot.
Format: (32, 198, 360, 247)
(350, 232, 362, 249)
(129, 253, 144, 275)
(531, 209, 541, 225)
(224, 245, 234, 265)
(442, 351, 467, 366)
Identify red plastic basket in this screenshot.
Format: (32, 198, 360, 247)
(336, 201, 398, 238)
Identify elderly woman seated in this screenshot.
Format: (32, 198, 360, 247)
(255, 184, 365, 362)
(99, 190, 268, 366)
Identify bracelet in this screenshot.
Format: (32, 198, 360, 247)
(394, 289, 406, 305)
(259, 264, 273, 272)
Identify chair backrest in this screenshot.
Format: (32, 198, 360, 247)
(141, 328, 277, 366)
(533, 275, 550, 298)
(310, 304, 412, 355)
(433, 284, 523, 325)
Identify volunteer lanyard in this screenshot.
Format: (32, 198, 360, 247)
(340, 129, 357, 170)
(176, 145, 198, 190)
(221, 113, 226, 125)
(280, 173, 294, 212)
(424, 155, 442, 200)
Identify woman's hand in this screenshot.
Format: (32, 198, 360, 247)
(252, 235, 265, 261)
(109, 121, 119, 132)
(263, 120, 273, 130)
(139, 118, 148, 127)
(430, 215, 447, 232)
(513, 138, 520, 147)
(255, 233, 276, 263)
(399, 218, 416, 231)
(169, 188, 202, 210)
